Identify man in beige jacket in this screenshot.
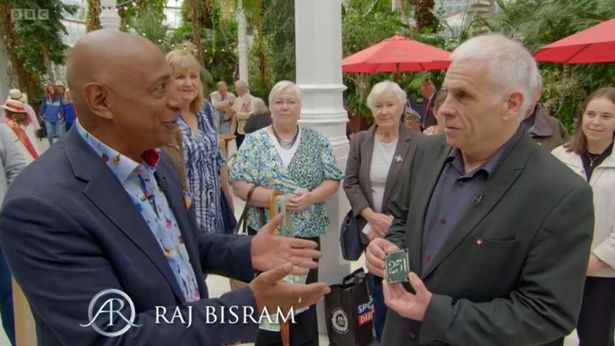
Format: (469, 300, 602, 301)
(210, 81, 236, 134)
(233, 80, 254, 148)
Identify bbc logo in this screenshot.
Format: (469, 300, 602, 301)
(11, 9, 49, 21)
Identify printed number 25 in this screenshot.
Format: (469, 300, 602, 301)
(388, 258, 407, 275)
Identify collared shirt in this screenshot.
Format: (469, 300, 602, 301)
(421, 127, 525, 273)
(75, 121, 201, 302)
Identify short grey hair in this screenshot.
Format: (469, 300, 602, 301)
(268, 80, 302, 105)
(366, 80, 407, 110)
(452, 33, 539, 119)
(234, 79, 249, 90)
(252, 97, 268, 114)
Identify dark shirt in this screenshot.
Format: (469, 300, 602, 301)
(244, 112, 272, 134)
(521, 105, 567, 152)
(521, 109, 536, 132)
(581, 142, 614, 180)
(421, 127, 525, 273)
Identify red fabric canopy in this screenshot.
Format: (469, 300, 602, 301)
(342, 34, 451, 73)
(534, 17, 615, 63)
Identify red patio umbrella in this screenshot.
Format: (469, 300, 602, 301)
(534, 17, 615, 63)
(342, 34, 451, 74)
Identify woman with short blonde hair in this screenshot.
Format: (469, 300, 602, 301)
(165, 44, 235, 234)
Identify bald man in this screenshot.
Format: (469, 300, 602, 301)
(0, 31, 329, 346)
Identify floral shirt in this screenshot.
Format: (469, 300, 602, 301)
(75, 121, 201, 303)
(230, 127, 343, 237)
(177, 103, 225, 234)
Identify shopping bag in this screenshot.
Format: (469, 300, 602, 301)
(339, 210, 363, 261)
(325, 268, 375, 346)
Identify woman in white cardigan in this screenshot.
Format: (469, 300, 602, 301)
(552, 87, 615, 346)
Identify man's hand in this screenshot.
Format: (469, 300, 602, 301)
(366, 238, 399, 278)
(587, 254, 606, 275)
(251, 215, 321, 274)
(249, 263, 330, 314)
(383, 272, 432, 321)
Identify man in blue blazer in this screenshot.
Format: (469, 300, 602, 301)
(0, 30, 329, 346)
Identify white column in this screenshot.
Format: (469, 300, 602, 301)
(237, 0, 249, 83)
(295, 0, 350, 334)
(100, 0, 120, 31)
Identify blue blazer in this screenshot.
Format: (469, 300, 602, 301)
(0, 128, 259, 345)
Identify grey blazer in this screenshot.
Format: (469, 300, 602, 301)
(343, 124, 419, 237)
(0, 125, 26, 206)
(382, 134, 594, 346)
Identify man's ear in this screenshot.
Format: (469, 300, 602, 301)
(83, 83, 114, 120)
(504, 90, 524, 121)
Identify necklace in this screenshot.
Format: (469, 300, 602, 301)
(271, 125, 299, 149)
(586, 152, 602, 168)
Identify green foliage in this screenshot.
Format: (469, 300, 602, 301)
(261, 0, 295, 83)
(8, 0, 77, 103)
(130, 11, 168, 48)
(248, 33, 275, 100)
(342, 0, 409, 120)
(169, 2, 238, 94)
(490, 0, 615, 131)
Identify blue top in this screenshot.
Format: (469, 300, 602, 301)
(74, 120, 201, 303)
(40, 96, 64, 123)
(64, 102, 75, 125)
(177, 102, 226, 234)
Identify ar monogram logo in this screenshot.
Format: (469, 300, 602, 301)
(80, 289, 142, 337)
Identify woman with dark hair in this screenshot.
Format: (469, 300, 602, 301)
(422, 90, 447, 136)
(244, 97, 272, 134)
(552, 86, 615, 346)
(40, 84, 65, 146)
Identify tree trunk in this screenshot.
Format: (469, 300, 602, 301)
(415, 0, 438, 31)
(41, 47, 55, 82)
(190, 0, 205, 67)
(86, 0, 102, 32)
(0, 1, 34, 91)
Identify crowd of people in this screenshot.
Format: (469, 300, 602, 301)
(0, 29, 612, 346)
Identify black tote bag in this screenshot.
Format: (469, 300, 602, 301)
(325, 268, 375, 346)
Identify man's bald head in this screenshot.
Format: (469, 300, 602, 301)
(65, 30, 178, 161)
(66, 30, 164, 123)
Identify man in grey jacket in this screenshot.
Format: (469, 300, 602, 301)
(0, 124, 26, 345)
(367, 34, 593, 346)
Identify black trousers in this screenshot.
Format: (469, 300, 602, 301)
(578, 277, 615, 346)
(254, 236, 320, 346)
(236, 133, 245, 149)
(542, 276, 615, 346)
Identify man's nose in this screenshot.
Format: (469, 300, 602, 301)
(166, 95, 181, 113)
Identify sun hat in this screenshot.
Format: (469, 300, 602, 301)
(1, 99, 27, 113)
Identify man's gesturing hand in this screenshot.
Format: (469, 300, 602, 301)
(249, 263, 331, 314)
(251, 215, 321, 275)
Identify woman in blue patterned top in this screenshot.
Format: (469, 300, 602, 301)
(230, 80, 342, 346)
(165, 46, 234, 235)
